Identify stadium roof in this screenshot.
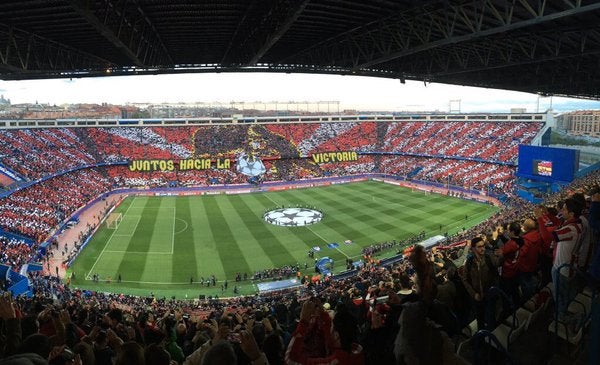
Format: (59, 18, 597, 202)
(0, 0, 599, 99)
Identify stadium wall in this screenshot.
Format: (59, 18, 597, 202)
(0, 112, 549, 129)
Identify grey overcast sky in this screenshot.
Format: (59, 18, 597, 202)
(1, 72, 599, 113)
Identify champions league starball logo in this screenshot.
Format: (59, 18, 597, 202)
(236, 153, 266, 177)
(263, 208, 323, 227)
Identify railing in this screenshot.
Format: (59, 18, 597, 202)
(471, 329, 517, 365)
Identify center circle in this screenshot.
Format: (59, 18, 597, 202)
(263, 207, 323, 227)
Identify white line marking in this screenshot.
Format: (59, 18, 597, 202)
(126, 206, 168, 209)
(174, 218, 189, 235)
(171, 204, 175, 254)
(103, 250, 172, 254)
(263, 193, 280, 206)
(122, 215, 141, 237)
(82, 278, 255, 286)
(306, 225, 350, 259)
(86, 197, 137, 279)
(112, 215, 141, 237)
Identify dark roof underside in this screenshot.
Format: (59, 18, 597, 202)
(0, 0, 599, 99)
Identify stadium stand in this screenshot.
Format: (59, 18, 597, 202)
(0, 121, 541, 181)
(0, 169, 111, 242)
(0, 121, 598, 365)
(0, 128, 97, 180)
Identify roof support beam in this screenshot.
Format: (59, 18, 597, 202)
(220, 0, 259, 65)
(392, 28, 600, 78)
(0, 22, 112, 76)
(247, 0, 310, 65)
(281, 0, 600, 72)
(223, 0, 310, 66)
(68, 0, 172, 67)
(357, 0, 600, 70)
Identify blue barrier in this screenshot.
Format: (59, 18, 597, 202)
(0, 161, 25, 182)
(0, 263, 44, 297)
(331, 269, 359, 281)
(316, 257, 334, 276)
(0, 229, 36, 245)
(575, 161, 600, 179)
(407, 166, 423, 179)
(8, 277, 29, 296)
(379, 254, 404, 267)
(0, 264, 10, 281)
(471, 329, 517, 365)
(7, 270, 29, 297)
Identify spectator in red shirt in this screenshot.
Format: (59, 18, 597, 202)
(518, 218, 542, 301)
(535, 205, 561, 287)
(285, 300, 364, 365)
(495, 222, 522, 308)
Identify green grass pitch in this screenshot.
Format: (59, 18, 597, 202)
(68, 181, 498, 299)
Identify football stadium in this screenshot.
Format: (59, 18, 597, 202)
(1, 2, 600, 365)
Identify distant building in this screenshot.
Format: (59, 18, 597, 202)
(510, 108, 527, 113)
(0, 95, 10, 105)
(557, 110, 600, 138)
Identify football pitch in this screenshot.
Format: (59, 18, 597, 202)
(68, 181, 499, 298)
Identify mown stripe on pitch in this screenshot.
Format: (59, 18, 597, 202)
(311, 190, 407, 238)
(296, 188, 398, 232)
(72, 197, 136, 281)
(305, 185, 410, 242)
(172, 197, 198, 282)
(116, 198, 160, 282)
(335, 185, 435, 212)
(323, 184, 460, 236)
(188, 196, 224, 279)
(319, 186, 424, 220)
(203, 196, 251, 278)
(341, 184, 483, 222)
(292, 189, 380, 242)
(291, 188, 382, 225)
(228, 195, 295, 268)
(351, 183, 443, 205)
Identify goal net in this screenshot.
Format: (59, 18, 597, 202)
(106, 213, 123, 229)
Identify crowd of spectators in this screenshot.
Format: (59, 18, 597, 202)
(380, 156, 516, 191)
(297, 122, 379, 156)
(0, 236, 38, 271)
(0, 128, 97, 180)
(380, 121, 542, 163)
(0, 169, 111, 242)
(7, 121, 600, 365)
(0, 168, 597, 364)
(251, 265, 301, 282)
(361, 231, 426, 257)
(0, 121, 542, 187)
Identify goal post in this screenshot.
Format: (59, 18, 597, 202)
(106, 213, 123, 229)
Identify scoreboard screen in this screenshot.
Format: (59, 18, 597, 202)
(533, 160, 552, 177)
(517, 145, 578, 183)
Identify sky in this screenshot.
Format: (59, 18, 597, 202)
(1, 72, 600, 113)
